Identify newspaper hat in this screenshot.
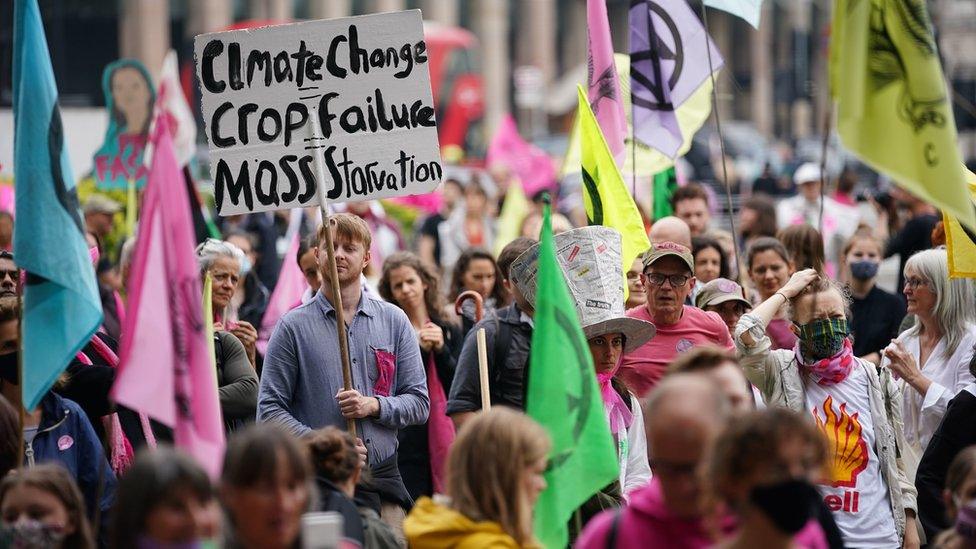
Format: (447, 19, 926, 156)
(510, 226, 656, 353)
(695, 278, 752, 309)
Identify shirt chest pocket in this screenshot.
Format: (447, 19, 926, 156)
(367, 344, 396, 397)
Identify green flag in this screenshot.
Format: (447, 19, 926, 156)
(652, 167, 678, 221)
(830, 0, 975, 228)
(527, 202, 619, 548)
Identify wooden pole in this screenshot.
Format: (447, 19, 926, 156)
(309, 116, 357, 437)
(476, 328, 490, 411)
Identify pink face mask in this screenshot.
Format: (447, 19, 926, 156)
(89, 246, 100, 267)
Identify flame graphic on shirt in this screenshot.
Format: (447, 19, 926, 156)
(812, 395, 868, 488)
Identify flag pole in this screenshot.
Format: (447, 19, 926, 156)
(16, 290, 24, 468)
(308, 116, 357, 437)
(698, 5, 741, 283)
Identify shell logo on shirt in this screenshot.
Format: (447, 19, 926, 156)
(813, 395, 868, 488)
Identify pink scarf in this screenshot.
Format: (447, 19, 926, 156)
(598, 367, 633, 436)
(794, 338, 855, 386)
(424, 352, 455, 493)
(76, 335, 157, 475)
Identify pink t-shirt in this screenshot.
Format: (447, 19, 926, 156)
(619, 305, 735, 397)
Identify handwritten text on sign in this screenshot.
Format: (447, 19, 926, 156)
(194, 10, 442, 216)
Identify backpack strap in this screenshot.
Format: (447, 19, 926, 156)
(490, 318, 513, 406)
(606, 506, 624, 549)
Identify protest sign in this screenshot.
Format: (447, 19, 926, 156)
(194, 10, 443, 216)
(93, 59, 155, 189)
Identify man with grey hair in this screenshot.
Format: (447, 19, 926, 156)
(578, 374, 730, 547)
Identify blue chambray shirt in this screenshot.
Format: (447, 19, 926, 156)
(258, 289, 429, 465)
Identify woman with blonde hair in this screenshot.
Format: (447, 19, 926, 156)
(404, 408, 551, 548)
(881, 248, 976, 474)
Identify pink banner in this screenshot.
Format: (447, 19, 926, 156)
(257, 231, 308, 355)
(587, 0, 628, 162)
(112, 117, 225, 478)
(486, 115, 556, 196)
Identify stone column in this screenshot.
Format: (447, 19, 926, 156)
(266, 0, 292, 20)
(368, 0, 406, 13)
(750, 2, 774, 137)
(474, 0, 510, 135)
(419, 0, 459, 25)
(517, 0, 557, 84)
(708, 12, 733, 121)
(561, 0, 587, 78)
(790, 0, 813, 139)
(309, 0, 351, 20)
(119, 0, 170, 76)
(186, 0, 232, 39)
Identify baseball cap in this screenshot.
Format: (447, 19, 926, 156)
(641, 241, 694, 273)
(83, 195, 122, 216)
(695, 278, 752, 310)
(793, 162, 823, 186)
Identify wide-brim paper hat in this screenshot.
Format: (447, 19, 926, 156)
(510, 226, 655, 353)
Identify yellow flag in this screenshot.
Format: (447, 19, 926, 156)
(203, 272, 219, 386)
(493, 180, 530, 256)
(578, 85, 651, 296)
(831, 0, 975, 228)
(944, 169, 976, 278)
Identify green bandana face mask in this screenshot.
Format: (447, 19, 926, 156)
(795, 317, 849, 360)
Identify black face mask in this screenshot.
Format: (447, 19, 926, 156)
(749, 479, 819, 534)
(0, 351, 18, 385)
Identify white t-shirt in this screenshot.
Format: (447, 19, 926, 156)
(805, 366, 900, 548)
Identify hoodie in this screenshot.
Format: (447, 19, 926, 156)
(576, 478, 722, 549)
(404, 497, 526, 549)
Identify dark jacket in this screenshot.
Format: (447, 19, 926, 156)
(916, 386, 976, 540)
(215, 331, 259, 433)
(237, 271, 270, 329)
(447, 303, 532, 414)
(398, 318, 461, 500)
(25, 392, 117, 536)
(316, 476, 366, 546)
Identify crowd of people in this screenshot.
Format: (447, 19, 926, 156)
(2, 160, 976, 549)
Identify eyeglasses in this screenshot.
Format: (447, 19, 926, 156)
(642, 272, 691, 287)
(904, 277, 930, 289)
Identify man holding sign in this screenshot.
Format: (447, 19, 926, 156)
(195, 10, 440, 522)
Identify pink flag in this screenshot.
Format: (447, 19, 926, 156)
(257, 231, 308, 355)
(112, 117, 224, 478)
(587, 0, 627, 163)
(485, 115, 556, 197)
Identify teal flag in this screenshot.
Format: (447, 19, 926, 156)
(527, 203, 619, 548)
(14, 0, 103, 410)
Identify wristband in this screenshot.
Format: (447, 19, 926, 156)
(775, 291, 789, 302)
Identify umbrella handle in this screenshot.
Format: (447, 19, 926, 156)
(454, 291, 484, 322)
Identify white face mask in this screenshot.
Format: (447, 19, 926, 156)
(239, 255, 252, 276)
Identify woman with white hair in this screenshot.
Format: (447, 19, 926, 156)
(194, 238, 259, 433)
(881, 248, 976, 472)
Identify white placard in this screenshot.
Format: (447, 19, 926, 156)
(194, 10, 442, 216)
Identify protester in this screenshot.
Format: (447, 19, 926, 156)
(519, 209, 573, 239)
(86, 231, 125, 342)
(295, 232, 322, 304)
(776, 163, 859, 272)
(625, 257, 647, 310)
(0, 251, 17, 299)
(745, 237, 798, 350)
(648, 216, 692, 248)
(577, 374, 732, 548)
(343, 201, 406, 282)
(225, 230, 271, 330)
(378, 251, 461, 500)
(404, 407, 550, 548)
(0, 211, 12, 252)
(0, 395, 16, 479)
(918, 377, 976, 541)
(438, 175, 495, 274)
(752, 162, 783, 196)
(842, 232, 906, 363)
(735, 270, 919, 547)
(305, 427, 368, 547)
(738, 195, 779, 252)
(777, 224, 827, 275)
(706, 408, 843, 549)
(695, 278, 752, 338)
(670, 183, 711, 237)
(448, 248, 507, 310)
(618, 241, 734, 397)
(83, 195, 121, 241)
(881, 248, 976, 472)
(193, 240, 259, 429)
(109, 447, 220, 549)
(691, 235, 730, 285)
(219, 213, 281, 291)
(220, 424, 312, 549)
(0, 464, 95, 549)
(447, 238, 536, 425)
(926, 447, 976, 549)
(195, 239, 260, 366)
(416, 176, 463, 271)
(876, 187, 941, 293)
(666, 346, 757, 415)
(259, 214, 428, 520)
